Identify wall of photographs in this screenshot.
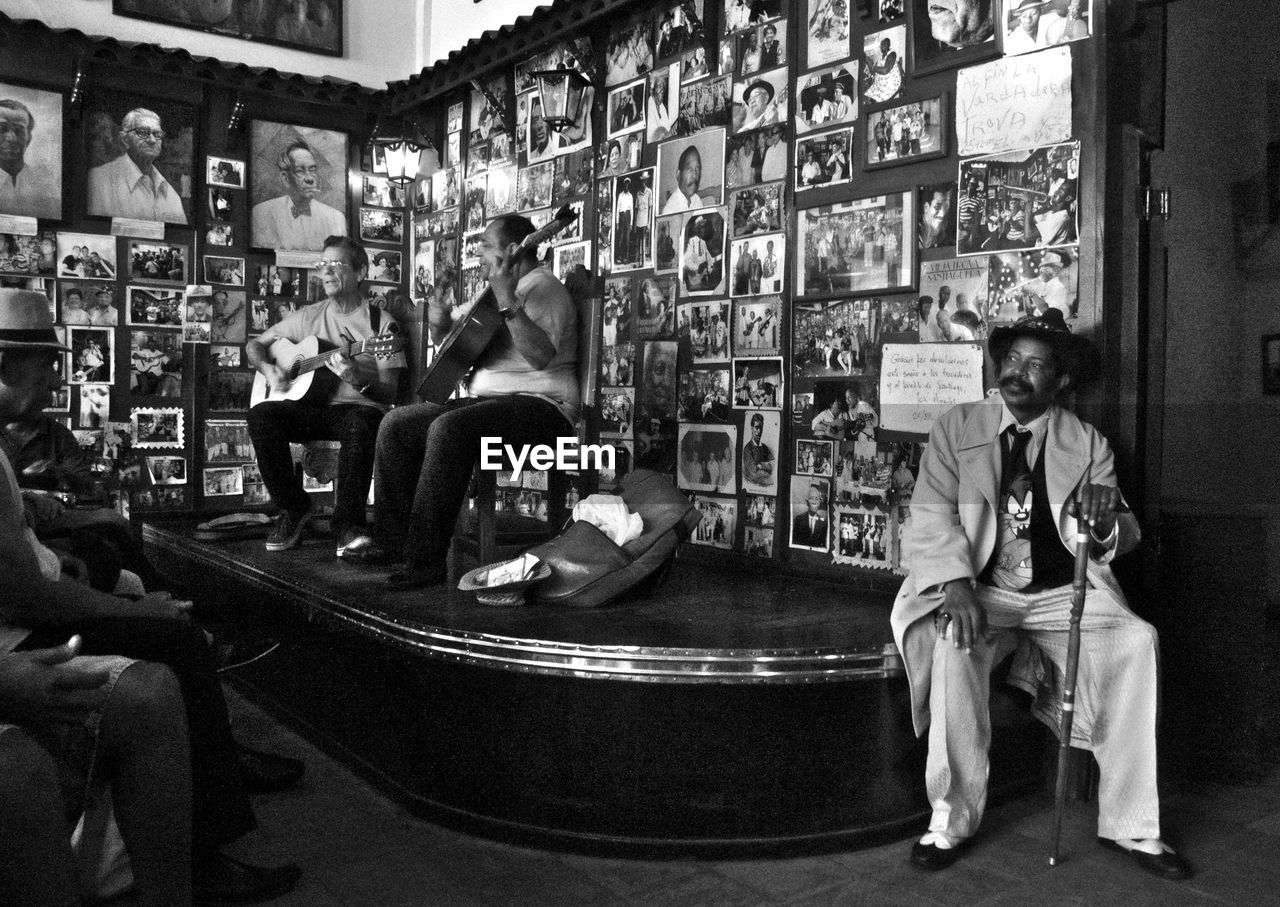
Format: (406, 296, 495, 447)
(0, 30, 403, 520)
(412, 0, 1097, 575)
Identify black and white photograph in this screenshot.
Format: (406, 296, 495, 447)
(0, 231, 56, 276)
(210, 288, 246, 344)
(734, 296, 782, 357)
(729, 232, 785, 297)
(730, 68, 788, 134)
(919, 181, 958, 249)
(203, 255, 245, 286)
(676, 75, 732, 136)
(677, 424, 737, 495)
(731, 182, 783, 237)
(733, 356, 782, 409)
(367, 250, 401, 284)
(918, 256, 992, 337)
(908, 0, 1002, 76)
(956, 141, 1080, 255)
(128, 242, 187, 284)
(653, 213, 682, 274)
(654, 1, 706, 61)
(680, 45, 712, 83)
(524, 92, 558, 165)
(363, 174, 406, 208)
(129, 328, 183, 398)
(126, 286, 182, 327)
(553, 150, 593, 204)
(205, 420, 254, 462)
(795, 128, 853, 191)
(445, 132, 461, 168)
(603, 342, 635, 386)
(553, 240, 591, 282)
(68, 326, 112, 384)
(57, 233, 117, 279)
(607, 78, 647, 140)
(880, 0, 906, 21)
(432, 166, 461, 210)
(485, 162, 517, 217)
(77, 385, 109, 429)
(657, 129, 725, 215)
(678, 299, 731, 364)
(736, 19, 787, 77)
(209, 369, 254, 412)
(796, 191, 916, 297)
(833, 501, 892, 567)
(744, 522, 773, 557)
(515, 37, 596, 93)
(132, 406, 183, 449)
(359, 208, 405, 245)
(463, 176, 487, 234)
(604, 20, 654, 87)
(84, 89, 195, 224)
(468, 75, 508, 147)
(678, 367, 732, 422)
(689, 494, 737, 549)
(517, 162, 554, 212)
(0, 80, 62, 220)
(447, 102, 463, 134)
(1004, 0, 1092, 55)
(212, 345, 240, 369)
(647, 64, 681, 143)
(796, 65, 857, 134)
(603, 277, 635, 345)
(249, 120, 348, 252)
(722, 0, 784, 34)
(679, 209, 726, 297)
(59, 282, 118, 327)
(741, 409, 780, 494)
(861, 26, 907, 105)
(182, 290, 213, 343)
(789, 474, 831, 552)
(634, 277, 677, 340)
(984, 245, 1078, 323)
(865, 96, 947, 169)
(601, 387, 636, 438)
(725, 124, 789, 189)
(203, 466, 244, 497)
(207, 155, 244, 188)
(639, 340, 678, 421)
(612, 169, 655, 272)
(145, 455, 186, 486)
(114, 0, 343, 56)
(805, 0, 851, 67)
(209, 187, 235, 224)
(793, 297, 879, 376)
(796, 438, 835, 477)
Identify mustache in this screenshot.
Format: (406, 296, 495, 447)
(999, 374, 1033, 393)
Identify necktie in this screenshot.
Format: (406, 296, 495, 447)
(990, 426, 1034, 590)
(290, 202, 312, 219)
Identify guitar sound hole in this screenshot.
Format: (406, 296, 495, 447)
(288, 360, 302, 381)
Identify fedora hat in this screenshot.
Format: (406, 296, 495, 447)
(184, 284, 214, 299)
(988, 308, 1099, 386)
(1013, 0, 1047, 10)
(745, 80, 774, 104)
(0, 289, 71, 351)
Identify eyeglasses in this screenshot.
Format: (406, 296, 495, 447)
(127, 127, 165, 140)
(286, 166, 321, 178)
(312, 260, 353, 272)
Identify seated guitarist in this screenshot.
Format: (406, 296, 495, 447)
(246, 236, 405, 554)
(342, 215, 579, 590)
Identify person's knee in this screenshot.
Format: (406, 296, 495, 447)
(109, 661, 184, 736)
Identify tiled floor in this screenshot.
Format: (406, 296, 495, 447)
(221, 688, 1277, 906)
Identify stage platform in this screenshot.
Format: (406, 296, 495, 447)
(144, 520, 1043, 856)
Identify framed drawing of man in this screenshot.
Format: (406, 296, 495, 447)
(84, 89, 196, 225)
(250, 120, 349, 252)
(114, 0, 343, 57)
(0, 81, 62, 220)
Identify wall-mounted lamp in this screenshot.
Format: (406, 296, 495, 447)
(226, 94, 246, 143)
(529, 67, 593, 132)
(371, 116, 433, 186)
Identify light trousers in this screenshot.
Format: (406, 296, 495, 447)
(926, 582, 1162, 842)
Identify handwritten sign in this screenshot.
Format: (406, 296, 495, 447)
(955, 46, 1072, 157)
(879, 343, 986, 436)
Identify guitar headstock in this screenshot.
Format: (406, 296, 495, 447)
(366, 332, 405, 360)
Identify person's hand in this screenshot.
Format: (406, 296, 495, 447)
(22, 491, 65, 526)
(936, 580, 987, 653)
(0, 636, 111, 726)
(262, 362, 292, 394)
(126, 591, 194, 622)
(488, 242, 523, 306)
(325, 349, 359, 385)
(1075, 483, 1122, 539)
(20, 458, 57, 478)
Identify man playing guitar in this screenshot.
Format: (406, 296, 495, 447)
(246, 236, 405, 555)
(342, 215, 580, 590)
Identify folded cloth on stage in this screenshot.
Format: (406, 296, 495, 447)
(194, 512, 273, 541)
(571, 494, 644, 546)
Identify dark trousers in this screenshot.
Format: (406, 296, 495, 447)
(247, 401, 383, 531)
(20, 616, 254, 855)
(374, 396, 571, 571)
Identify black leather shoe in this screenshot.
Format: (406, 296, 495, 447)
(1097, 837, 1194, 880)
(193, 853, 301, 904)
(910, 838, 968, 871)
(237, 744, 305, 794)
(386, 568, 445, 591)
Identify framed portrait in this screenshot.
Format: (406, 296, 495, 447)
(730, 67, 788, 135)
(553, 240, 591, 283)
(861, 26, 907, 106)
(77, 386, 110, 429)
(203, 467, 244, 497)
(676, 75, 732, 136)
(56, 233, 117, 279)
(208, 370, 254, 412)
(728, 232, 785, 298)
(604, 21, 654, 87)
(908, 0, 1002, 77)
(462, 176, 487, 234)
(447, 102, 463, 134)
(210, 289, 247, 343)
(445, 132, 462, 168)
(113, 0, 343, 56)
(983, 245, 1077, 324)
(740, 409, 780, 495)
(956, 141, 1080, 256)
(678, 209, 727, 297)
(203, 255, 245, 287)
(0, 80, 62, 220)
(654, 0, 707, 62)
(68, 326, 113, 384)
(732, 356, 782, 409)
(1004, 0, 1092, 56)
(552, 149, 593, 205)
(833, 500, 893, 568)
(639, 340, 678, 421)
(83, 89, 195, 225)
(126, 286, 182, 327)
(796, 438, 835, 477)
(1264, 334, 1280, 395)
(656, 128, 725, 216)
(634, 277, 677, 341)
(689, 494, 738, 549)
(805, 0, 851, 67)
(359, 208, 404, 245)
(678, 299, 731, 364)
(677, 367, 731, 422)
(676, 424, 737, 495)
(864, 95, 948, 170)
(606, 78, 647, 141)
(731, 181, 784, 237)
(722, 0, 784, 34)
(789, 474, 831, 552)
(795, 65, 858, 135)
(613, 168, 655, 272)
(919, 181, 958, 249)
(146, 456, 186, 486)
(736, 19, 788, 78)
(919, 256, 992, 332)
(600, 386, 636, 438)
(880, 0, 906, 21)
(734, 296, 781, 357)
(128, 241, 187, 284)
(680, 45, 713, 84)
(795, 128, 853, 192)
(525, 91, 560, 165)
(486, 162, 517, 218)
(362, 175, 405, 208)
(432, 166, 461, 211)
(0, 230, 57, 276)
(792, 298, 879, 377)
(796, 191, 917, 298)
(366, 249, 402, 284)
(249, 120, 349, 252)
(647, 64, 681, 144)
(207, 156, 244, 188)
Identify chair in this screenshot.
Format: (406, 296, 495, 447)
(448, 266, 600, 580)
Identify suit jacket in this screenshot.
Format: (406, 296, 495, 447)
(792, 512, 828, 548)
(890, 397, 1140, 737)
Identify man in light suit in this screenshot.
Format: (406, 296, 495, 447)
(892, 310, 1192, 880)
(251, 139, 347, 251)
(791, 482, 829, 549)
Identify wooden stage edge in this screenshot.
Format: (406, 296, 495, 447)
(144, 520, 1044, 856)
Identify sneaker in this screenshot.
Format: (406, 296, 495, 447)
(265, 508, 312, 552)
(335, 527, 382, 560)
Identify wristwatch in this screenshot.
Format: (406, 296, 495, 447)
(500, 304, 522, 321)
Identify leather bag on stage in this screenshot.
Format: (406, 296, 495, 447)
(525, 469, 699, 608)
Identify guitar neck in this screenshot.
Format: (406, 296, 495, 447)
(291, 339, 366, 376)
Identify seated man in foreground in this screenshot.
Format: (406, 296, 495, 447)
(891, 310, 1192, 880)
(343, 214, 579, 589)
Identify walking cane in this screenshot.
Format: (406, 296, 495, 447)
(1049, 475, 1092, 867)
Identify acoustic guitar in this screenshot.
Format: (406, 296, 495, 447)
(249, 331, 404, 409)
(417, 204, 579, 404)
